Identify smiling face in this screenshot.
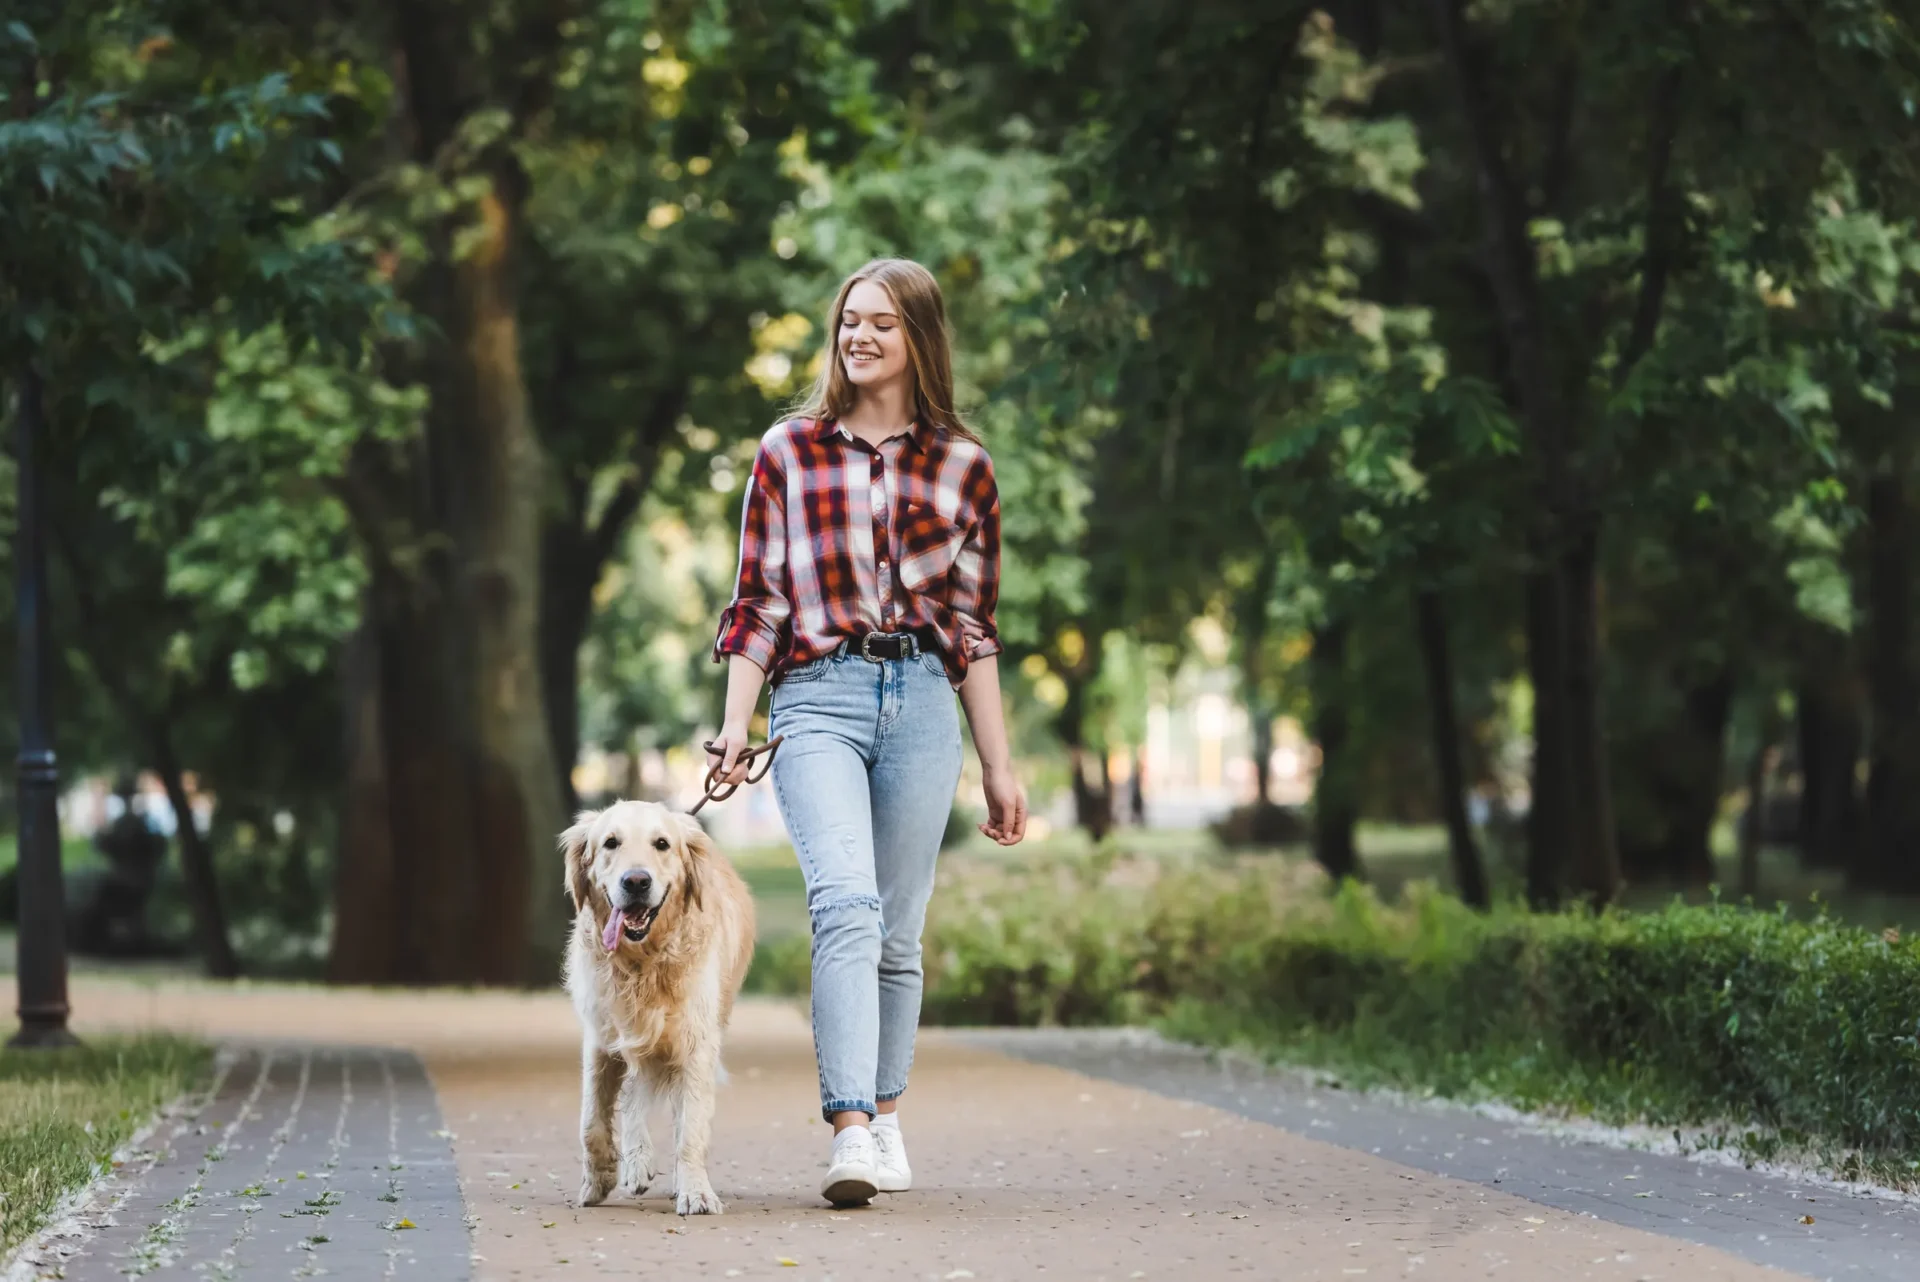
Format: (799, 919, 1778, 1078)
(560, 801, 706, 953)
(837, 278, 912, 394)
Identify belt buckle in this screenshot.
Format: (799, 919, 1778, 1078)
(860, 633, 882, 663)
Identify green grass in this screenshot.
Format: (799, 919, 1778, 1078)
(0, 1034, 210, 1255)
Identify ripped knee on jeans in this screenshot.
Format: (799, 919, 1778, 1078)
(808, 893, 882, 927)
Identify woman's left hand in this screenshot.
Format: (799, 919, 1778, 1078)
(979, 761, 1028, 846)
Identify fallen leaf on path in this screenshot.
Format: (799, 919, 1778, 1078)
(393, 1219, 416, 1230)
(1522, 1216, 1545, 1225)
(777, 1259, 798, 1268)
(1799, 1215, 1815, 1225)
(946, 1271, 975, 1280)
(1634, 1192, 1651, 1199)
(542, 1222, 556, 1229)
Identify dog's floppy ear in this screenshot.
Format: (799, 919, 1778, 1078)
(559, 811, 599, 912)
(673, 813, 713, 913)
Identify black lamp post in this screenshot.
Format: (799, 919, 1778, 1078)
(10, 365, 76, 1048)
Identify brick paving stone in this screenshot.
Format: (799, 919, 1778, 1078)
(54, 1046, 469, 1282)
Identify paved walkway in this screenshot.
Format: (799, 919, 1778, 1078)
(20, 978, 1913, 1281)
(49, 1046, 467, 1281)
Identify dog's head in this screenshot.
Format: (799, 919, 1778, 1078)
(559, 801, 712, 954)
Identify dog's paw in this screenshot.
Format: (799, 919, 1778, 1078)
(618, 1152, 653, 1198)
(675, 1184, 724, 1216)
(578, 1169, 614, 1208)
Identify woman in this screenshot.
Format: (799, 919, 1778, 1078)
(710, 257, 1028, 1206)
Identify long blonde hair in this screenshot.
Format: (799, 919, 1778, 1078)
(794, 258, 979, 442)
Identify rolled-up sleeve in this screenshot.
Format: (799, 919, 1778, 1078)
(951, 459, 1001, 661)
(713, 444, 790, 672)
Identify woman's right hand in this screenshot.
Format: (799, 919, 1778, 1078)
(708, 722, 754, 785)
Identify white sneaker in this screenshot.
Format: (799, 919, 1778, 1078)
(873, 1122, 912, 1192)
(821, 1126, 878, 1206)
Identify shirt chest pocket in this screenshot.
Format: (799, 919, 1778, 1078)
(895, 498, 967, 592)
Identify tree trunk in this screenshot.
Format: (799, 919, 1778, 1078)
(1738, 699, 1783, 899)
(1251, 713, 1275, 805)
(1560, 523, 1623, 899)
(1057, 676, 1113, 841)
(540, 521, 594, 812)
(1863, 468, 1920, 892)
(1309, 621, 1361, 881)
(1434, 0, 1631, 906)
(1796, 671, 1862, 870)
(329, 5, 564, 985)
(1523, 565, 1571, 907)
(1674, 674, 1733, 886)
(328, 620, 400, 981)
(1237, 550, 1281, 805)
(1414, 586, 1491, 908)
(151, 724, 240, 979)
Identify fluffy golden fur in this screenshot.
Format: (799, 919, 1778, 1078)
(560, 801, 755, 1215)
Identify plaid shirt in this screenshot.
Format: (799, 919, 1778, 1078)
(714, 417, 1002, 686)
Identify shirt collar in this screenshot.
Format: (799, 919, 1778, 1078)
(813, 416, 931, 452)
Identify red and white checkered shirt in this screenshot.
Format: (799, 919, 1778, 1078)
(714, 417, 1002, 686)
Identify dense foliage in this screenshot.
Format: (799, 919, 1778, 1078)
(6, 0, 1920, 980)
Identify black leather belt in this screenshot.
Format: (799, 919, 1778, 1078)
(854, 631, 921, 662)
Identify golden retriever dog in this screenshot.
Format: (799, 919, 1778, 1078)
(560, 801, 755, 1215)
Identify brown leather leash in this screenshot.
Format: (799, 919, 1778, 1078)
(689, 736, 784, 815)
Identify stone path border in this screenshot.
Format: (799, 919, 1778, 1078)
(962, 1026, 1920, 1282)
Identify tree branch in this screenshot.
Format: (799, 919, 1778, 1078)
(1615, 62, 1686, 388)
(584, 387, 686, 572)
(1539, 54, 1580, 215)
(1428, 0, 1568, 503)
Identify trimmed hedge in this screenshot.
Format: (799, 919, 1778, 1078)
(915, 856, 1920, 1173)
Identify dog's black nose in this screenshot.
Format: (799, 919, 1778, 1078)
(619, 868, 654, 903)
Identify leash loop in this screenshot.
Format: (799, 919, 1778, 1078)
(689, 736, 783, 815)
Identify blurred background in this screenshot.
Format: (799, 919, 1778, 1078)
(5, 0, 1920, 989)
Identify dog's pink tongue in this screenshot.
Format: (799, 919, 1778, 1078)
(601, 914, 623, 952)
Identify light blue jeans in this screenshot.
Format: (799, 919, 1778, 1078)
(768, 644, 963, 1121)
